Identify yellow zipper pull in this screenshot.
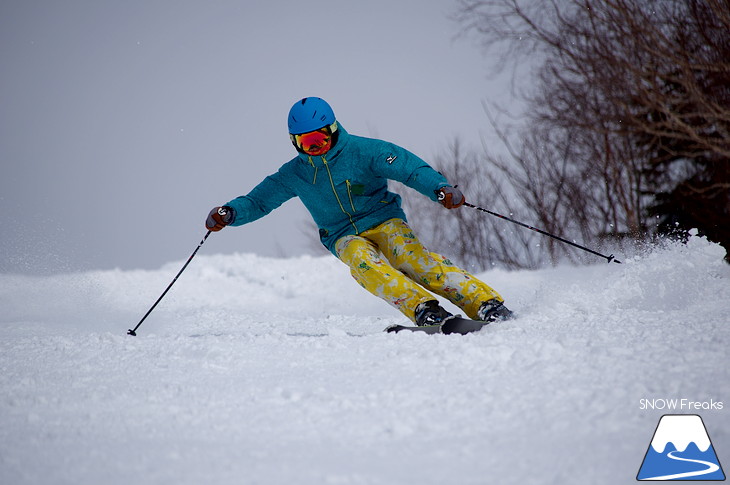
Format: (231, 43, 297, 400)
(345, 180, 356, 212)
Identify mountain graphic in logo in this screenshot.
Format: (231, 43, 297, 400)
(637, 414, 725, 481)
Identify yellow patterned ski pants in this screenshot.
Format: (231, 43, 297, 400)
(335, 218, 503, 322)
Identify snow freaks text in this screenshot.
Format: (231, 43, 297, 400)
(639, 398, 724, 411)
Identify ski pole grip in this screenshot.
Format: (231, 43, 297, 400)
(217, 206, 236, 225)
(436, 184, 459, 201)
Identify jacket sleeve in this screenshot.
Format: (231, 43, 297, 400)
(224, 168, 296, 226)
(367, 139, 450, 201)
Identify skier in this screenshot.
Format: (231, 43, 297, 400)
(206, 97, 513, 326)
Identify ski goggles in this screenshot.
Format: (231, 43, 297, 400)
(291, 121, 338, 156)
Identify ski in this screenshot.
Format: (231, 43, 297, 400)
(385, 323, 442, 334)
(385, 316, 492, 335)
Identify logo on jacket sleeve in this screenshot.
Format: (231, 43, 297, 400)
(385, 154, 397, 164)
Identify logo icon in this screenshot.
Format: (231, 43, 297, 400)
(637, 414, 725, 481)
(385, 155, 397, 164)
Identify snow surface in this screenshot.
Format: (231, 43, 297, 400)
(1, 233, 728, 485)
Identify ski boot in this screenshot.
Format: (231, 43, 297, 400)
(477, 299, 514, 322)
(414, 300, 453, 326)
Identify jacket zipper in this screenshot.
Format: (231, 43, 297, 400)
(345, 180, 356, 212)
(308, 156, 318, 184)
(322, 157, 359, 234)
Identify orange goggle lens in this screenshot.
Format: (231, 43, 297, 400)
(297, 130, 331, 155)
(291, 122, 337, 155)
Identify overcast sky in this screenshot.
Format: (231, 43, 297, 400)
(1, 0, 514, 274)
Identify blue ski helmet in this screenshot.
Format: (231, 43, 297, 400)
(288, 97, 336, 135)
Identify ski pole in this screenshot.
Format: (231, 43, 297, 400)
(127, 230, 212, 336)
(463, 202, 621, 264)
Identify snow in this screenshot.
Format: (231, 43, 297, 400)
(1, 233, 728, 485)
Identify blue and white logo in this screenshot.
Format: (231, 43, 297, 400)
(637, 414, 725, 481)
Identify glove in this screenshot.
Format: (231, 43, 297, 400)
(436, 186, 465, 209)
(205, 206, 235, 231)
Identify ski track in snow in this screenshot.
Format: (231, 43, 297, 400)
(1, 234, 728, 485)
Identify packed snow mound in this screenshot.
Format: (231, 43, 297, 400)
(1, 234, 728, 485)
(3, 232, 726, 335)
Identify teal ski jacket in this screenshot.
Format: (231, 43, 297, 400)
(224, 125, 451, 255)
